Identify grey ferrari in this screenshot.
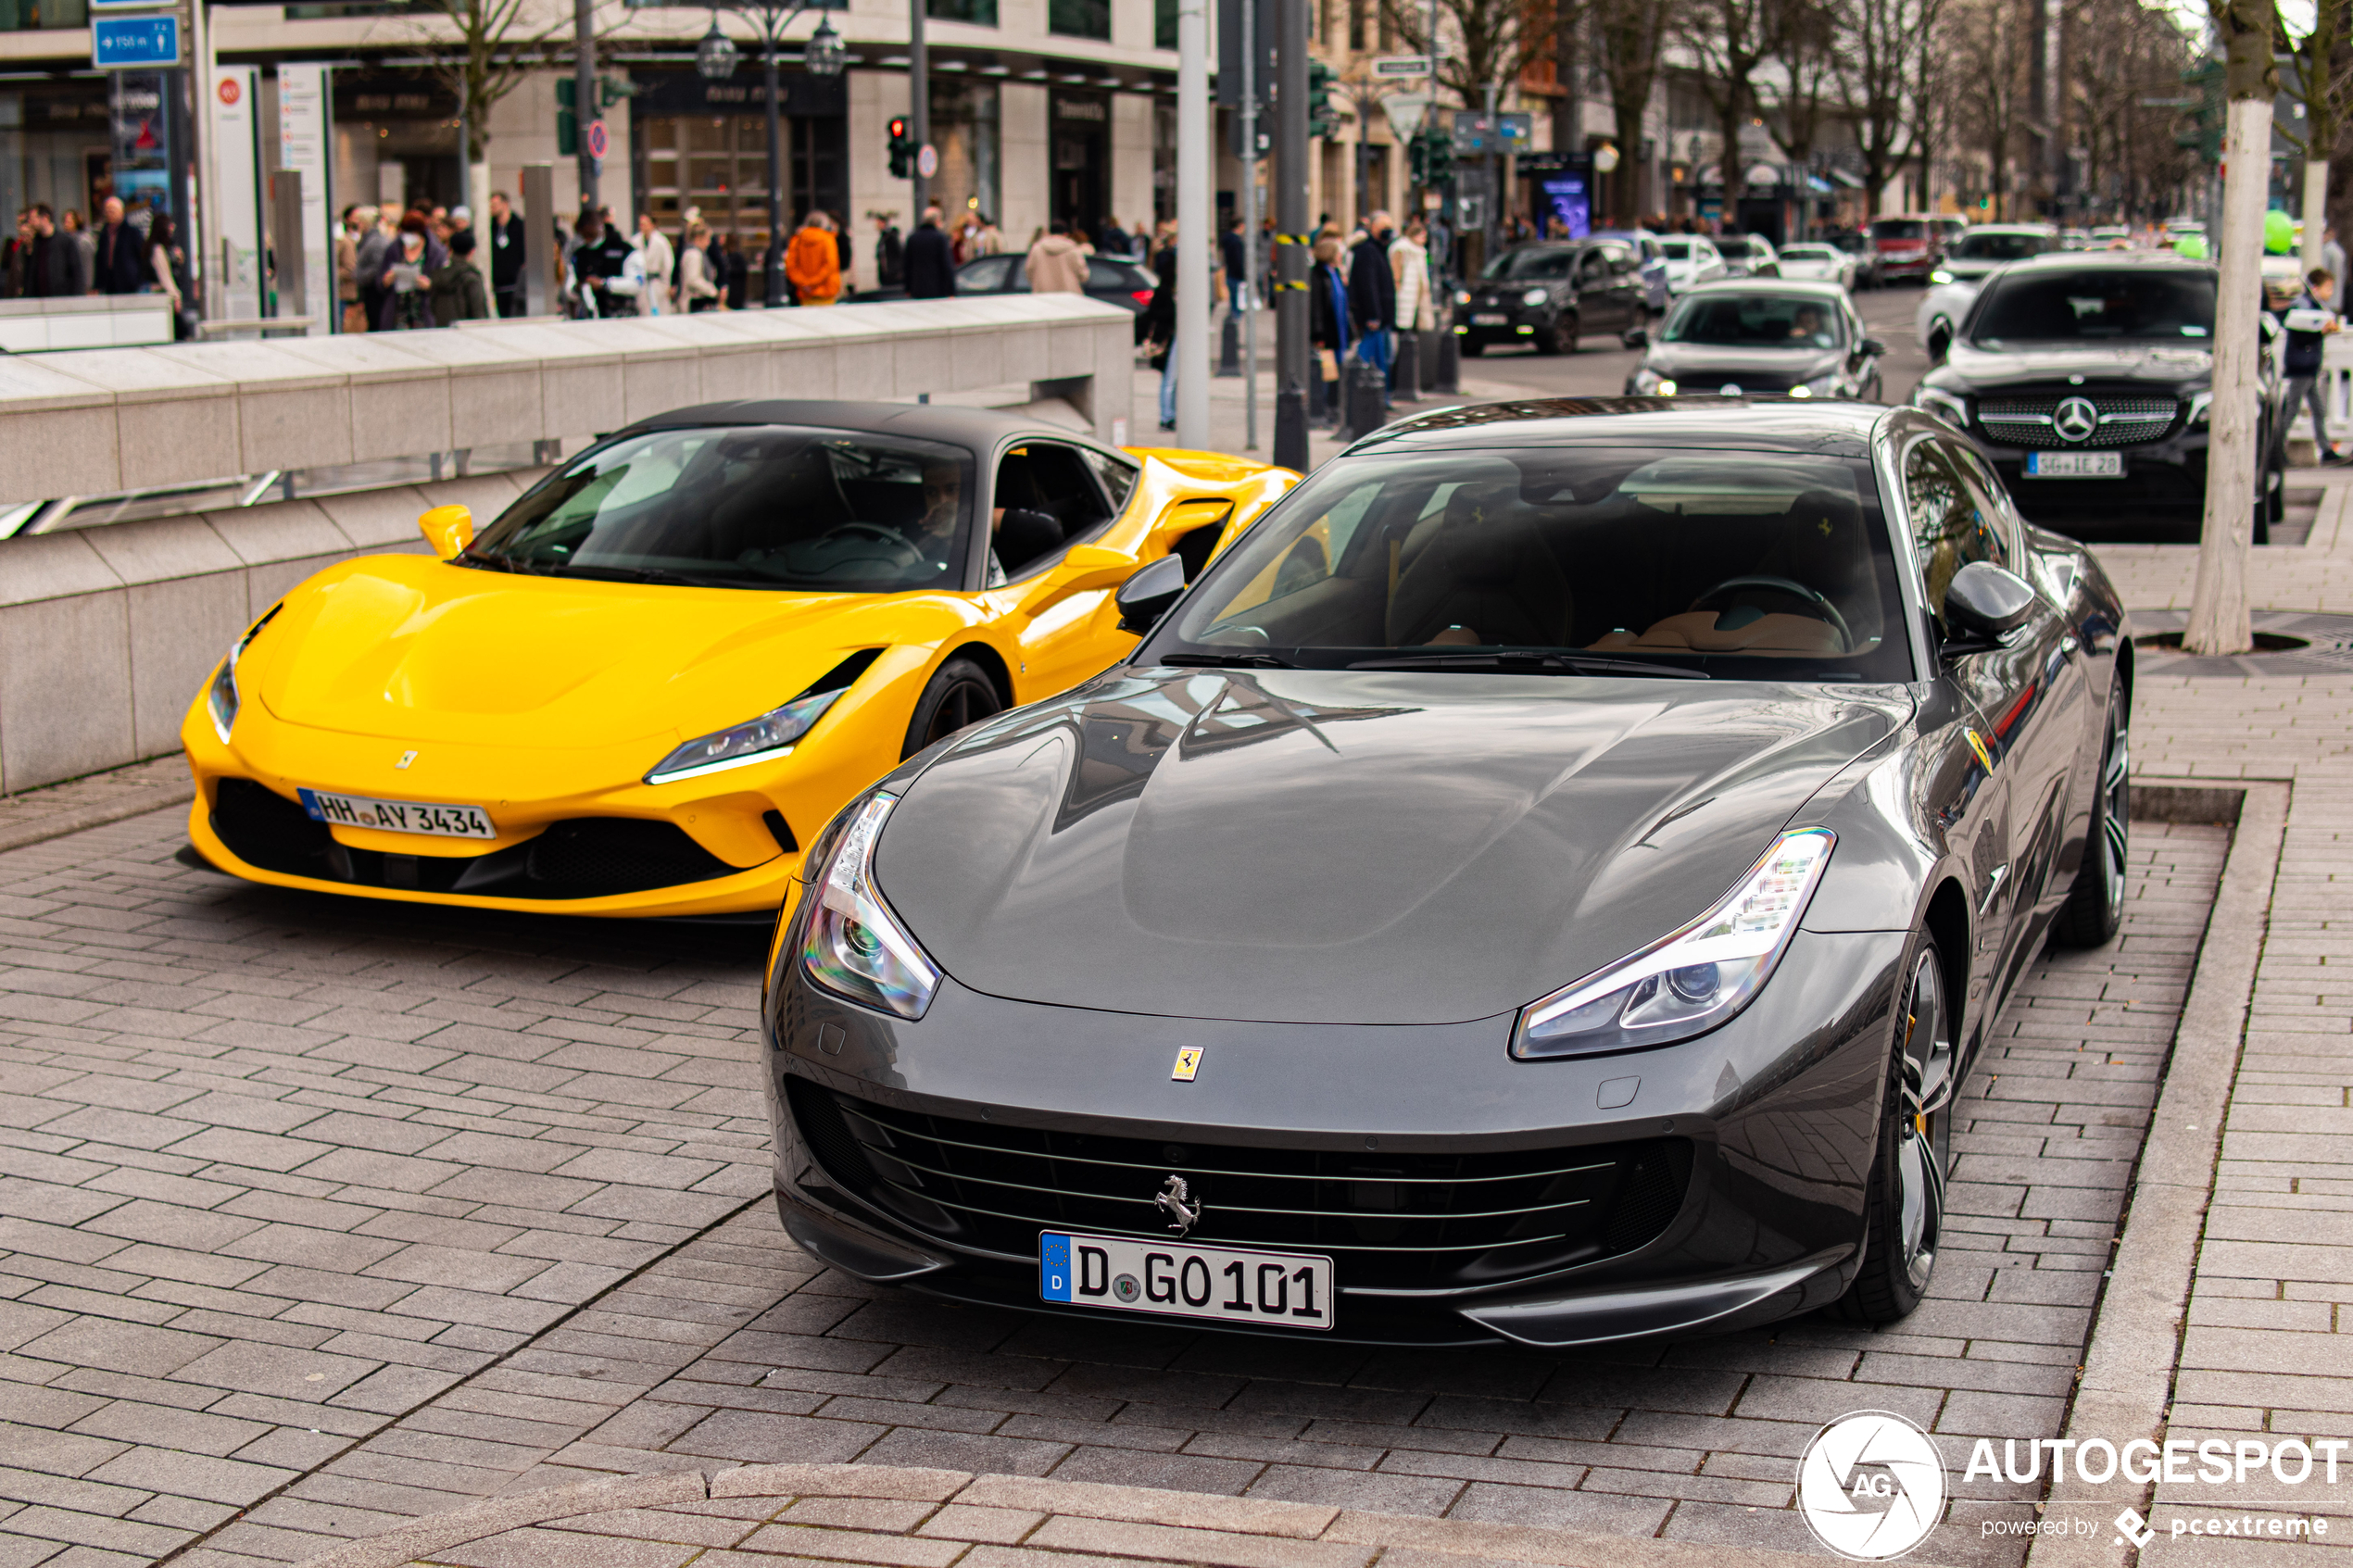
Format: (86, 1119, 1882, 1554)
(758, 397, 2132, 1348)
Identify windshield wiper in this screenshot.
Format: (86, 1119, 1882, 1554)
(548, 562, 728, 589)
(1348, 651, 1710, 680)
(1160, 651, 1297, 669)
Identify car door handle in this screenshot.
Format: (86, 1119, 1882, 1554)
(1978, 862, 2010, 917)
(2060, 634, 2081, 655)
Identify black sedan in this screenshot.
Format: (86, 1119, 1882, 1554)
(761, 398, 2130, 1348)
(953, 253, 1158, 313)
(1626, 281, 1886, 401)
(1912, 253, 2283, 538)
(1453, 239, 1647, 356)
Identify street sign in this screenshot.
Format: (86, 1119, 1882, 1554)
(1384, 92, 1430, 140)
(94, 14, 179, 69)
(91, 0, 175, 11)
(584, 119, 609, 161)
(916, 142, 938, 180)
(1372, 56, 1431, 78)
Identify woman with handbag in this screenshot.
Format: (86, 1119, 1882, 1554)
(1310, 236, 1351, 421)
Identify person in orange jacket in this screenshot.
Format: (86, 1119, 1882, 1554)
(786, 212, 840, 306)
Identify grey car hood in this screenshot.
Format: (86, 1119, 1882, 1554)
(875, 671, 1913, 1025)
(1944, 340, 2212, 390)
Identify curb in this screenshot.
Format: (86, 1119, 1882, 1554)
(0, 779, 194, 856)
(2027, 779, 2290, 1568)
(291, 1463, 1834, 1568)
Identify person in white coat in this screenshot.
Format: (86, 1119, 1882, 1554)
(634, 213, 675, 315)
(1390, 217, 1434, 387)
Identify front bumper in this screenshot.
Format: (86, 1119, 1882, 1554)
(761, 925, 1911, 1347)
(1978, 429, 2211, 519)
(1453, 305, 1553, 347)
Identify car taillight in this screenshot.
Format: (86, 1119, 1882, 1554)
(1132, 290, 1153, 305)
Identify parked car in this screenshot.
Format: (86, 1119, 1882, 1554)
(761, 396, 2133, 1345)
(1718, 233, 1780, 279)
(179, 404, 1293, 917)
(1829, 231, 1883, 288)
(1773, 242, 1858, 290)
(1911, 253, 2284, 538)
(1625, 280, 1885, 401)
(1916, 224, 2060, 359)
(1656, 235, 1730, 296)
(1589, 228, 1674, 311)
(956, 253, 1159, 313)
(1870, 214, 1942, 283)
(1453, 238, 1648, 356)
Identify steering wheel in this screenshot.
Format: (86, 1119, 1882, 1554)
(1690, 574, 1853, 652)
(813, 521, 928, 565)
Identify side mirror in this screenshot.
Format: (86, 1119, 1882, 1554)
(420, 503, 473, 558)
(1114, 553, 1188, 634)
(1623, 327, 1649, 349)
(1942, 560, 2037, 650)
(1862, 337, 1888, 357)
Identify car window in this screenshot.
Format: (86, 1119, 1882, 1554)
(1663, 293, 1845, 347)
(1660, 241, 1692, 260)
(1969, 269, 2214, 343)
(1078, 445, 1140, 515)
(958, 257, 1015, 293)
(472, 426, 975, 593)
(1485, 247, 1578, 280)
(1144, 446, 1911, 682)
(1945, 442, 2023, 557)
(1872, 220, 1926, 240)
(1905, 438, 2008, 622)
(989, 442, 1115, 583)
(1085, 257, 1137, 293)
(1950, 231, 2053, 261)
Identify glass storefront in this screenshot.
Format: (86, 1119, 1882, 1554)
(632, 70, 847, 250)
(928, 79, 998, 227)
(0, 77, 111, 230)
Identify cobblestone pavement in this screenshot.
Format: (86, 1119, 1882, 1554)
(0, 793, 2223, 1568)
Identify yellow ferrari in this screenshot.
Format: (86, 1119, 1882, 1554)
(179, 400, 1295, 918)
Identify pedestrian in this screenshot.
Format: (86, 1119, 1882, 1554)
(381, 224, 434, 330)
(62, 207, 94, 279)
(634, 212, 674, 314)
(831, 213, 855, 296)
(904, 206, 955, 298)
(146, 212, 186, 332)
(25, 205, 89, 297)
(677, 221, 721, 311)
(1025, 218, 1088, 293)
(786, 211, 841, 305)
(975, 213, 1003, 256)
(485, 191, 526, 316)
(1348, 210, 1398, 403)
(1310, 235, 1351, 419)
(2277, 267, 2346, 465)
(1100, 214, 1131, 259)
(91, 196, 145, 295)
(1219, 214, 1249, 312)
(1390, 215, 1433, 380)
(721, 232, 749, 308)
(6, 209, 31, 297)
(334, 205, 362, 332)
(1139, 230, 1179, 429)
(429, 225, 492, 326)
(564, 207, 635, 317)
(357, 207, 393, 332)
(875, 211, 904, 287)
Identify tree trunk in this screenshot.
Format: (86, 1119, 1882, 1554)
(2304, 157, 2329, 275)
(2184, 95, 2272, 656)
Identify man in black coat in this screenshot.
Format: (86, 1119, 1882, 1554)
(1346, 212, 1398, 404)
(485, 190, 526, 315)
(25, 205, 89, 297)
(902, 207, 956, 298)
(91, 196, 146, 295)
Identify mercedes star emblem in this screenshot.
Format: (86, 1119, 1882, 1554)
(2052, 396, 2099, 444)
(1152, 1174, 1202, 1236)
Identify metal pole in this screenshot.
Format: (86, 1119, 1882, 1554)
(1176, 0, 1210, 446)
(911, 0, 929, 220)
(1272, 0, 1308, 470)
(573, 0, 598, 212)
(764, 3, 786, 306)
(1481, 81, 1496, 270)
(189, 0, 216, 320)
(1241, 0, 1258, 451)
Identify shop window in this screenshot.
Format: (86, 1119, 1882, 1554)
(1050, 0, 1109, 40)
(1155, 0, 1176, 48)
(929, 80, 1000, 226)
(928, 0, 997, 22)
(0, 0, 86, 29)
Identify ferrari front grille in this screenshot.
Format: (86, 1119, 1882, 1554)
(786, 1079, 1690, 1290)
(1977, 395, 2181, 448)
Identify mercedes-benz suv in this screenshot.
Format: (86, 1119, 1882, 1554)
(1911, 253, 2283, 536)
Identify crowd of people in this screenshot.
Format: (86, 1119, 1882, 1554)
(3, 194, 194, 335)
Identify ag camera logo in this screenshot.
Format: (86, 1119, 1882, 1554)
(1798, 1411, 1947, 1560)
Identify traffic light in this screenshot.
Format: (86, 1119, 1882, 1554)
(1307, 60, 1338, 139)
(556, 76, 577, 157)
(887, 116, 915, 180)
(1410, 125, 1453, 186)
(2175, 60, 2224, 164)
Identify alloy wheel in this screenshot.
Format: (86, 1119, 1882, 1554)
(923, 674, 1001, 748)
(2099, 720, 2130, 912)
(1894, 949, 1953, 1294)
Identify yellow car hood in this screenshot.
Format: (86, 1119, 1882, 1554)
(258, 555, 873, 748)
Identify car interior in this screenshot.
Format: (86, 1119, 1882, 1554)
(1665, 295, 1846, 348)
(1165, 450, 1909, 680)
(988, 442, 1118, 580)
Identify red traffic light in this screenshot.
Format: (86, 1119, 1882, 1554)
(888, 117, 908, 139)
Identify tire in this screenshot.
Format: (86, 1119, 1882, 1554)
(1926, 322, 1951, 362)
(1545, 314, 1579, 355)
(900, 657, 1004, 759)
(2052, 684, 2129, 947)
(1831, 928, 1957, 1324)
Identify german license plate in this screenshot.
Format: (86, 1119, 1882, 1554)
(1040, 1231, 1333, 1330)
(2026, 450, 2122, 478)
(297, 788, 495, 838)
(1472, 313, 1508, 326)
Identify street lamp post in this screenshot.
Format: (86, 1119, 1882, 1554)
(698, 0, 844, 307)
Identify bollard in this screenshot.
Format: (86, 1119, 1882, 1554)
(1309, 367, 1328, 422)
(1391, 330, 1421, 401)
(1274, 381, 1310, 472)
(1334, 354, 1387, 444)
(1218, 310, 1241, 377)
(1433, 328, 1460, 395)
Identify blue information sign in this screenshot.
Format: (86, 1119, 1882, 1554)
(94, 14, 180, 69)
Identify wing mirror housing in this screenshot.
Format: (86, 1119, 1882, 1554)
(1941, 560, 2038, 654)
(1623, 327, 1649, 349)
(1862, 337, 1888, 357)
(1115, 553, 1188, 634)
(420, 504, 473, 558)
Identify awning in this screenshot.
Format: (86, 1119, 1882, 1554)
(1828, 168, 1866, 189)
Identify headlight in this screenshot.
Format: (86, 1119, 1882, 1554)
(1455, 289, 1472, 306)
(799, 793, 941, 1020)
(1788, 384, 1815, 398)
(1632, 368, 1675, 395)
(1915, 385, 1969, 426)
(646, 688, 847, 784)
(1512, 828, 1835, 1060)
(1521, 287, 1550, 307)
(1929, 269, 1954, 284)
(205, 605, 281, 744)
(2188, 391, 2212, 424)
(1796, 372, 1843, 398)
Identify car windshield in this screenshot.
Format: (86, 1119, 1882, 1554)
(1660, 240, 1692, 259)
(1873, 220, 1926, 240)
(1664, 293, 1844, 347)
(1142, 446, 1911, 683)
(468, 425, 975, 593)
(1969, 270, 2215, 344)
(1951, 232, 2052, 261)
(1780, 245, 1835, 261)
(1484, 247, 1578, 280)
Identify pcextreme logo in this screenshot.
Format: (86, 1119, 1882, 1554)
(1797, 1411, 1947, 1561)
